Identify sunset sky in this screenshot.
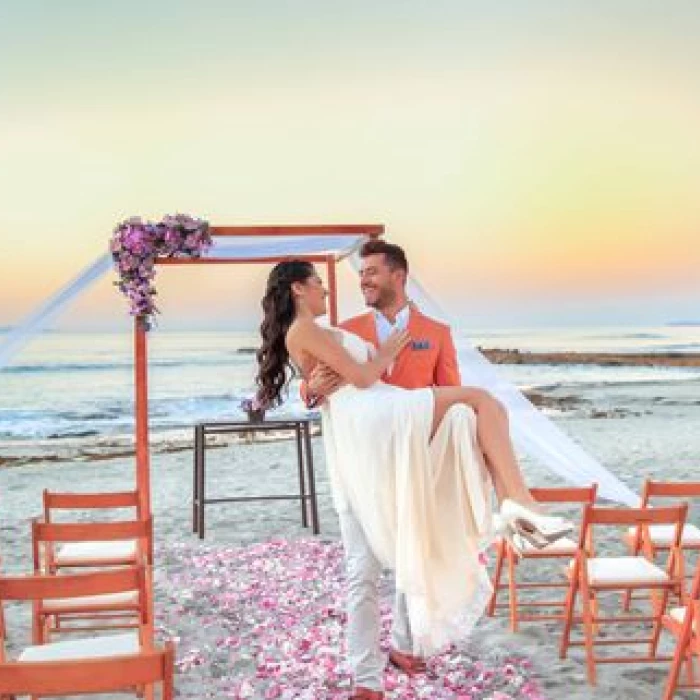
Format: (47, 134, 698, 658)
(1, 1, 699, 330)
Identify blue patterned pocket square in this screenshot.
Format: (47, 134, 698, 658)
(411, 339, 431, 350)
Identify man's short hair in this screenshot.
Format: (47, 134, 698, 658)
(359, 239, 408, 274)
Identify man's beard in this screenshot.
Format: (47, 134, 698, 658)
(365, 286, 396, 310)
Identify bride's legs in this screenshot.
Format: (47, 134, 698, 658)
(431, 386, 539, 509)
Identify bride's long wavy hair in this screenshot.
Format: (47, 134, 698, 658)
(255, 260, 315, 408)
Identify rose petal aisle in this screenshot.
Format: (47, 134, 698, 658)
(155, 539, 544, 699)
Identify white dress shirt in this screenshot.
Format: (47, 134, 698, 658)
(373, 304, 410, 343)
(373, 305, 410, 375)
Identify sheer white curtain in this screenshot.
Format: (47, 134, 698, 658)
(0, 235, 365, 370)
(0, 253, 113, 369)
(348, 254, 640, 506)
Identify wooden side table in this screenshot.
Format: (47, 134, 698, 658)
(192, 417, 320, 538)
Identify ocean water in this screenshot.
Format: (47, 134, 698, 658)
(0, 325, 699, 446)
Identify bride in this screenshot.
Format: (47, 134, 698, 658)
(255, 259, 572, 655)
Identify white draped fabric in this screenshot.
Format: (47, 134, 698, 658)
(0, 235, 364, 369)
(0, 232, 641, 508)
(208, 234, 364, 259)
(0, 253, 113, 368)
(350, 256, 639, 506)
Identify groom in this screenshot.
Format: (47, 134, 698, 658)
(306, 239, 461, 699)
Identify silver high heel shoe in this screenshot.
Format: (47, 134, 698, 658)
(500, 498, 574, 545)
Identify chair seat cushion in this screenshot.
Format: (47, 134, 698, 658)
(626, 524, 700, 546)
(42, 590, 139, 612)
(578, 556, 670, 585)
(523, 536, 577, 554)
(18, 632, 139, 662)
(55, 539, 138, 564)
(669, 606, 687, 626)
(668, 605, 698, 633)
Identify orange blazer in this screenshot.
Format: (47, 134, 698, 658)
(340, 308, 461, 389)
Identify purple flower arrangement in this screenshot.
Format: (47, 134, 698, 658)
(240, 395, 268, 422)
(110, 213, 212, 329)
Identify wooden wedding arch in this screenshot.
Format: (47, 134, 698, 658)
(133, 224, 384, 519)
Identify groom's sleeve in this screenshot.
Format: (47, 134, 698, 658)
(434, 326, 461, 386)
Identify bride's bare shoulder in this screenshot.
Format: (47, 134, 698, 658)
(286, 318, 317, 343)
(288, 319, 340, 345)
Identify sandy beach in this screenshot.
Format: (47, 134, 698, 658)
(2, 385, 699, 698)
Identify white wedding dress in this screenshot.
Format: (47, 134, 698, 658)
(321, 329, 497, 655)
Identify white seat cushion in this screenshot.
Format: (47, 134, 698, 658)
(626, 524, 700, 546)
(579, 556, 670, 585)
(55, 539, 138, 564)
(668, 605, 698, 633)
(523, 536, 577, 554)
(669, 606, 687, 626)
(42, 590, 139, 612)
(18, 632, 139, 662)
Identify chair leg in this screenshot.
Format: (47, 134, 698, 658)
(560, 575, 578, 659)
(507, 547, 519, 632)
(163, 642, 175, 700)
(591, 592, 600, 637)
(663, 630, 689, 700)
(487, 540, 506, 617)
(649, 588, 671, 658)
(580, 581, 597, 685)
(31, 607, 42, 645)
(676, 554, 686, 601)
(622, 587, 633, 612)
(685, 652, 697, 686)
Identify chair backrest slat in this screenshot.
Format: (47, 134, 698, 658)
(33, 517, 152, 543)
(0, 643, 174, 696)
(645, 480, 700, 499)
(0, 567, 143, 601)
(530, 485, 598, 504)
(585, 504, 688, 527)
(43, 490, 139, 510)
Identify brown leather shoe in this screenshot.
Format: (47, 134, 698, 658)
(388, 648, 427, 676)
(350, 688, 384, 699)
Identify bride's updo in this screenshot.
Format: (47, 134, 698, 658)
(255, 260, 315, 408)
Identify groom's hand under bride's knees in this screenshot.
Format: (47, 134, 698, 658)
(306, 363, 344, 407)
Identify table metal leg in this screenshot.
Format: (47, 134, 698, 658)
(197, 429, 206, 539)
(302, 423, 320, 535)
(193, 425, 202, 533)
(296, 424, 308, 528)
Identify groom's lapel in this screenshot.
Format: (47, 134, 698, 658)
(407, 307, 422, 338)
(391, 308, 423, 377)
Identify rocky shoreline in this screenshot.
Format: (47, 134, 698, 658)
(480, 348, 700, 367)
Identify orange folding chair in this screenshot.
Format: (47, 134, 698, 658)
(662, 557, 700, 698)
(32, 518, 153, 641)
(487, 485, 597, 632)
(560, 503, 688, 685)
(0, 567, 174, 699)
(623, 480, 700, 610)
(41, 489, 151, 571)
